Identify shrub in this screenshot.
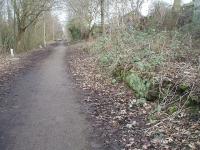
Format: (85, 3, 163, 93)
(67, 18, 87, 41)
(69, 25, 82, 40)
(99, 53, 113, 65)
(91, 28, 199, 112)
(125, 72, 151, 99)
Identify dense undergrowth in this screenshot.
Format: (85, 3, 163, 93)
(90, 29, 200, 116)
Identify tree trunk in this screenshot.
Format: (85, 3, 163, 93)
(16, 30, 24, 52)
(100, 0, 105, 34)
(193, 0, 200, 24)
(88, 24, 95, 40)
(7, 0, 12, 24)
(172, 0, 181, 12)
(53, 19, 55, 41)
(170, 0, 181, 29)
(43, 13, 46, 47)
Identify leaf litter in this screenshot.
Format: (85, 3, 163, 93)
(68, 42, 200, 150)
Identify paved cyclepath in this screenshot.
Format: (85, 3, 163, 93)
(0, 43, 92, 150)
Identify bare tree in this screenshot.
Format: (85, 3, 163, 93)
(193, 0, 200, 23)
(12, 0, 54, 50)
(173, 0, 181, 12)
(67, 0, 100, 39)
(100, 0, 105, 34)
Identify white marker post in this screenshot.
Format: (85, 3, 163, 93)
(10, 49, 14, 57)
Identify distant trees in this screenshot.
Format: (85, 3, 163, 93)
(0, 0, 14, 53)
(100, 0, 105, 34)
(173, 0, 181, 12)
(66, 0, 148, 39)
(193, 0, 200, 23)
(0, 0, 62, 53)
(12, 0, 55, 50)
(1, 0, 196, 49)
(66, 0, 101, 40)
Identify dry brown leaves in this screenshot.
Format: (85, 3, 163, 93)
(157, 62, 199, 86)
(68, 43, 200, 150)
(0, 46, 53, 104)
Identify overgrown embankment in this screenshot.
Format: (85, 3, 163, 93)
(92, 30, 200, 108)
(69, 30, 200, 149)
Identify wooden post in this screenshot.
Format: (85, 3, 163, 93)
(10, 49, 14, 57)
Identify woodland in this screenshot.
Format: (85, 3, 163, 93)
(0, 0, 200, 149)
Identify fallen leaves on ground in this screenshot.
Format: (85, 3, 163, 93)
(68, 42, 200, 150)
(0, 46, 53, 107)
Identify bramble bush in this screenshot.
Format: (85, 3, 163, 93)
(91, 28, 199, 112)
